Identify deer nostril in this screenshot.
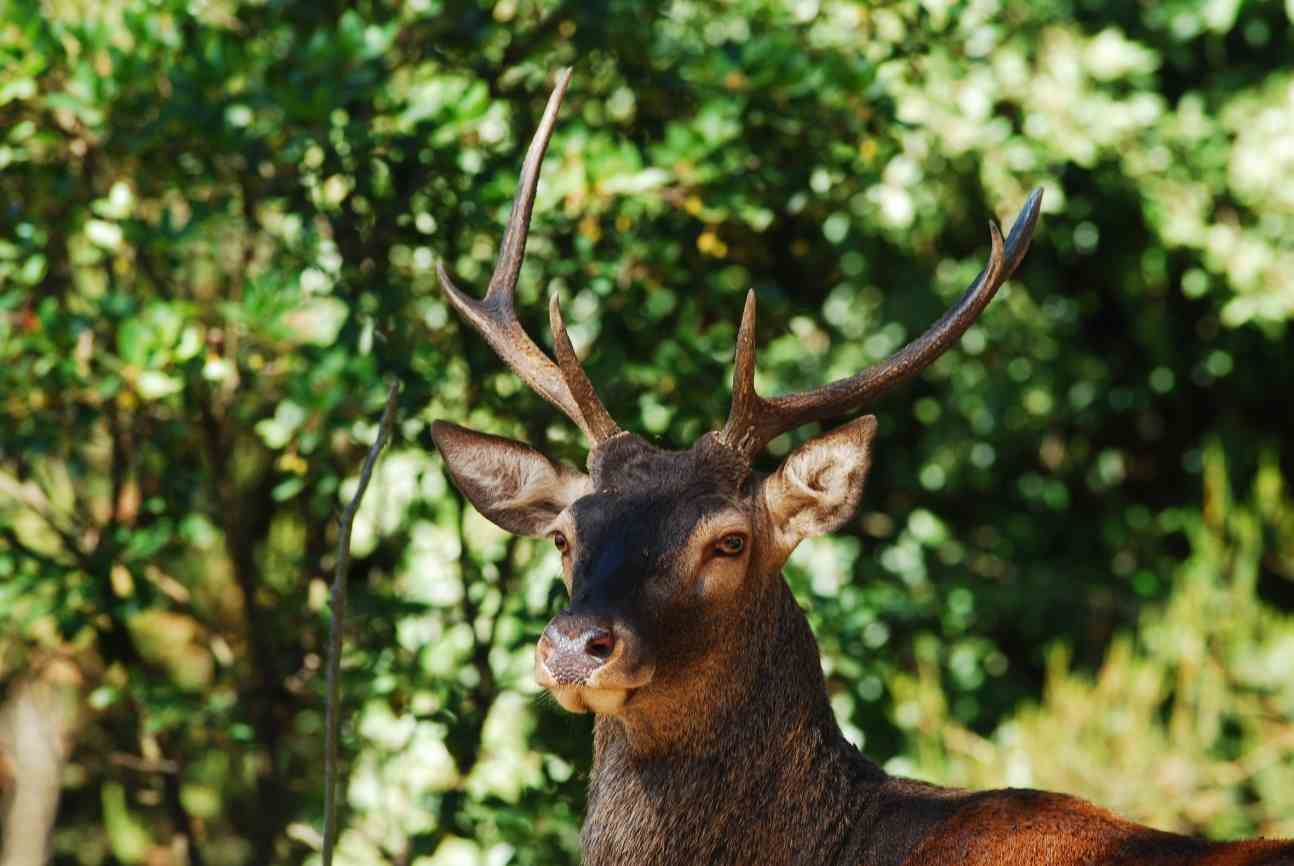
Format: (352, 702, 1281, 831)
(584, 628, 615, 661)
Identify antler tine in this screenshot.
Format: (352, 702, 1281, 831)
(438, 69, 619, 443)
(549, 294, 622, 442)
(486, 67, 573, 305)
(720, 289, 765, 455)
(720, 188, 1043, 458)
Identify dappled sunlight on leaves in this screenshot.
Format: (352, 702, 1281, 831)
(2, 0, 1293, 862)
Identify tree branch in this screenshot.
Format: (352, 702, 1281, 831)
(322, 381, 400, 866)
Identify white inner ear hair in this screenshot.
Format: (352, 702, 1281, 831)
(774, 439, 866, 540)
(784, 441, 857, 500)
(491, 453, 590, 515)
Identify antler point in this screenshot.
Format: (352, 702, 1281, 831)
(436, 260, 471, 305)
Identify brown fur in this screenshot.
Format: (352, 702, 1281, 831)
(580, 545, 1294, 866)
(434, 424, 1294, 866)
(902, 792, 1294, 865)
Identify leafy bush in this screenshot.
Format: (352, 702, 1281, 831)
(1, 0, 1291, 864)
(893, 446, 1294, 841)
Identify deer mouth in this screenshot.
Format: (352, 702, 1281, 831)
(536, 655, 654, 716)
(538, 672, 653, 715)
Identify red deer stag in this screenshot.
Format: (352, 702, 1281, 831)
(430, 69, 1293, 866)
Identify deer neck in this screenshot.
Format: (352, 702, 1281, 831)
(582, 576, 887, 864)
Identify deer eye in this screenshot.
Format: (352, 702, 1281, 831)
(714, 534, 746, 557)
(552, 531, 569, 553)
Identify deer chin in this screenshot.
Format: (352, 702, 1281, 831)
(548, 685, 634, 715)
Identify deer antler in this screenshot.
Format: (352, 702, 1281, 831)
(719, 188, 1044, 458)
(437, 68, 621, 444)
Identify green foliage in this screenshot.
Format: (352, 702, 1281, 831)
(0, 0, 1291, 864)
(895, 446, 1294, 841)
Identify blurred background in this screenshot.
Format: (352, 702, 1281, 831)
(3, 0, 1294, 864)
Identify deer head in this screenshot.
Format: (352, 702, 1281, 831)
(431, 70, 1041, 730)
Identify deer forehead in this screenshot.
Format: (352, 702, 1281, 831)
(587, 432, 750, 490)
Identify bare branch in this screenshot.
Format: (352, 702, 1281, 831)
(322, 381, 400, 866)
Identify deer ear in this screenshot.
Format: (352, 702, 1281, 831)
(762, 415, 877, 553)
(431, 421, 592, 537)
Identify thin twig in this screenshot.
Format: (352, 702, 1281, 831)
(108, 753, 179, 774)
(322, 380, 400, 866)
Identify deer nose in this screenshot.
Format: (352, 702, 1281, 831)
(538, 616, 618, 685)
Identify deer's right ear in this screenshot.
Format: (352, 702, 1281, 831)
(431, 421, 591, 538)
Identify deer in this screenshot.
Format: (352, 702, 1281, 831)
(430, 69, 1294, 866)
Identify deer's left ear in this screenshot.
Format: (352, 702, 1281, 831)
(761, 415, 877, 554)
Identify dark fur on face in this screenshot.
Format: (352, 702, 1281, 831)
(539, 432, 763, 725)
(575, 433, 751, 617)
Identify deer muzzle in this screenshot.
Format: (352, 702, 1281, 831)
(535, 611, 655, 715)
